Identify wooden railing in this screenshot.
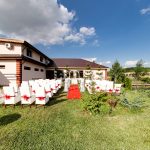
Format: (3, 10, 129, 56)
(132, 84, 150, 89)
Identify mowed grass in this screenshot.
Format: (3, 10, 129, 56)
(0, 90, 150, 150)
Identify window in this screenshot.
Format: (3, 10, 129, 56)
(79, 71, 83, 78)
(45, 59, 50, 65)
(40, 56, 43, 62)
(26, 48, 32, 57)
(0, 65, 5, 69)
(34, 68, 39, 71)
(41, 69, 44, 72)
(24, 66, 31, 70)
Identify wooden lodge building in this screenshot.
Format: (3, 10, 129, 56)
(0, 38, 108, 86)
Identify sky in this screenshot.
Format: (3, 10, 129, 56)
(0, 0, 150, 68)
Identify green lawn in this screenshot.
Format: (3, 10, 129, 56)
(0, 90, 150, 150)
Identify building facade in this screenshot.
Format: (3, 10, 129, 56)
(0, 38, 51, 86)
(47, 58, 108, 80)
(0, 38, 108, 86)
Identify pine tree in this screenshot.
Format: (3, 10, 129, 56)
(134, 59, 146, 80)
(109, 60, 124, 83)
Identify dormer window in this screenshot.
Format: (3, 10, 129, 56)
(40, 56, 43, 62)
(26, 48, 32, 57)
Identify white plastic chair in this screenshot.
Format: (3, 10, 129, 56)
(0, 93, 4, 105)
(57, 79, 62, 89)
(20, 86, 35, 107)
(105, 81, 114, 93)
(71, 78, 78, 84)
(64, 78, 70, 92)
(114, 84, 122, 94)
(9, 83, 19, 96)
(3, 86, 20, 107)
(80, 78, 85, 92)
(44, 84, 53, 98)
(50, 80, 57, 94)
(35, 86, 49, 106)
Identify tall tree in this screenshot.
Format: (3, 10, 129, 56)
(134, 59, 146, 80)
(109, 60, 124, 83)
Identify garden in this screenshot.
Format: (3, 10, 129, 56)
(0, 60, 150, 150)
(0, 87, 150, 150)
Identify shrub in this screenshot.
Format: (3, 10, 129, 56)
(82, 91, 109, 114)
(124, 77, 132, 90)
(120, 98, 144, 111)
(82, 91, 119, 115)
(119, 92, 145, 112)
(141, 77, 150, 84)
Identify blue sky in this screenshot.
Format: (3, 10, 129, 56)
(0, 0, 150, 67)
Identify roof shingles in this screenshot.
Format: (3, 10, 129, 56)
(51, 58, 108, 69)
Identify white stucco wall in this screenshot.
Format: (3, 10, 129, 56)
(0, 60, 17, 85)
(91, 70, 106, 80)
(23, 48, 46, 64)
(83, 69, 106, 80)
(59, 69, 106, 79)
(0, 43, 22, 55)
(22, 61, 46, 81)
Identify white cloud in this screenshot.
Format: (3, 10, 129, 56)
(140, 7, 150, 15)
(64, 27, 96, 45)
(92, 39, 100, 47)
(98, 61, 112, 66)
(80, 27, 95, 36)
(125, 60, 138, 67)
(105, 61, 111, 64)
(0, 0, 96, 45)
(125, 60, 150, 67)
(83, 57, 97, 62)
(144, 62, 150, 67)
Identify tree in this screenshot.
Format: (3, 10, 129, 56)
(134, 59, 146, 80)
(109, 60, 125, 83)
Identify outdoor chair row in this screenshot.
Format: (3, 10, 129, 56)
(85, 80, 122, 94)
(0, 79, 62, 108)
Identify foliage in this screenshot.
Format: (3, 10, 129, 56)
(141, 77, 150, 84)
(134, 59, 147, 80)
(109, 60, 125, 83)
(119, 90, 146, 112)
(123, 77, 132, 90)
(109, 60, 132, 90)
(82, 91, 119, 115)
(0, 90, 150, 149)
(124, 67, 150, 72)
(120, 98, 144, 111)
(82, 91, 109, 114)
(107, 94, 119, 114)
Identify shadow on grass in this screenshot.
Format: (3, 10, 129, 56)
(53, 88, 66, 98)
(0, 113, 21, 126)
(45, 87, 67, 107)
(47, 99, 67, 107)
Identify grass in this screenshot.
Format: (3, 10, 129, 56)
(0, 89, 150, 149)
